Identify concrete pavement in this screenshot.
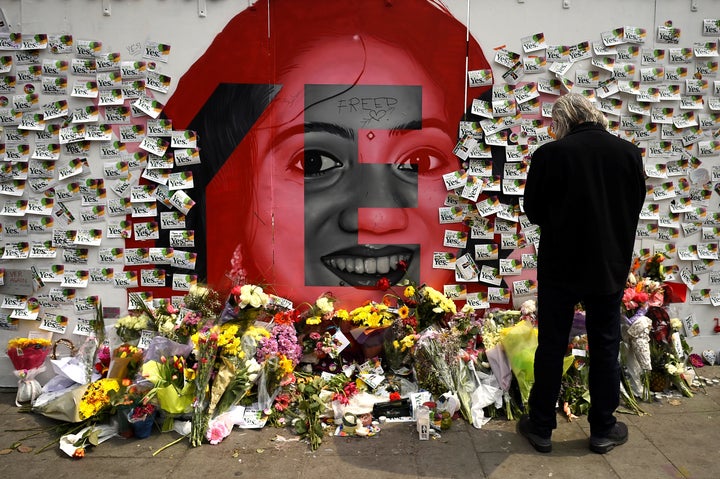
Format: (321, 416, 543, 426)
(2, 366, 720, 479)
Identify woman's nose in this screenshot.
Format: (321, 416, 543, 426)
(339, 205, 411, 235)
(337, 165, 413, 234)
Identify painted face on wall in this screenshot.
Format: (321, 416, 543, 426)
(162, 0, 492, 305)
(240, 38, 457, 301)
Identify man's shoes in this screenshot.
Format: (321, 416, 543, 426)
(589, 421, 628, 454)
(517, 415, 552, 453)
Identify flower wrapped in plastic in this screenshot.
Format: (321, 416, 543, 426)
(190, 325, 220, 447)
(255, 322, 302, 411)
(663, 352, 693, 397)
(623, 314, 652, 400)
(411, 284, 458, 332)
(106, 343, 143, 379)
(6, 337, 52, 406)
(141, 354, 196, 430)
(479, 309, 520, 419)
(498, 319, 538, 408)
(413, 327, 457, 399)
(59, 423, 118, 458)
(220, 283, 270, 326)
(140, 334, 196, 422)
(33, 378, 120, 423)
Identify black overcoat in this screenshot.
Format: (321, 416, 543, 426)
(523, 122, 646, 295)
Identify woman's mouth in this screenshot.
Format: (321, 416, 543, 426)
(321, 245, 413, 287)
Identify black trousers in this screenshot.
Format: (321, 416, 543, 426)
(528, 283, 623, 438)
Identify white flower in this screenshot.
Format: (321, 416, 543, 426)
(239, 284, 269, 309)
(189, 284, 209, 298)
(158, 318, 175, 335)
(243, 358, 262, 383)
(670, 317, 682, 331)
(316, 296, 334, 315)
(520, 300, 536, 316)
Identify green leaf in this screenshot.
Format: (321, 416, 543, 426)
(88, 429, 100, 446)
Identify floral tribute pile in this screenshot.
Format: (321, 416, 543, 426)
(6, 254, 716, 457)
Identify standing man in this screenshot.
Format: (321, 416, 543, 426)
(518, 93, 646, 454)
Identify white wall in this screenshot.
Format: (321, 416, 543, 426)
(1, 0, 720, 386)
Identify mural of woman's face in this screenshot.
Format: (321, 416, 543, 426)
(243, 37, 458, 302)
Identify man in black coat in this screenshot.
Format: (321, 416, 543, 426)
(517, 93, 646, 454)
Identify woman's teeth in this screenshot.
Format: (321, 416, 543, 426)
(328, 254, 410, 275)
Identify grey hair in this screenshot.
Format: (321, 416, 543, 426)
(551, 93, 608, 139)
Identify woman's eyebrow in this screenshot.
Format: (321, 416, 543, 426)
(271, 122, 356, 145)
(389, 118, 446, 135)
(305, 121, 356, 140)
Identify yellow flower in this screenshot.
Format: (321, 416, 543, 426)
(398, 305, 409, 319)
(218, 325, 242, 356)
(7, 337, 51, 349)
(404, 286, 415, 298)
(305, 316, 322, 325)
(278, 355, 294, 375)
(348, 302, 395, 328)
(78, 378, 120, 420)
(335, 309, 350, 321)
(399, 334, 416, 351)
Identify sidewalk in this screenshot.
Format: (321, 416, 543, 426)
(2, 366, 720, 479)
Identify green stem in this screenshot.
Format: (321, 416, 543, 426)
(152, 434, 189, 456)
(35, 423, 86, 454)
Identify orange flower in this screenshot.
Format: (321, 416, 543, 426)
(72, 448, 85, 459)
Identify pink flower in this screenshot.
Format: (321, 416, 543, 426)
(648, 291, 664, 307)
(689, 353, 704, 369)
(206, 419, 231, 445)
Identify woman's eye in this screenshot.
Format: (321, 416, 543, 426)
(396, 148, 447, 174)
(292, 150, 343, 177)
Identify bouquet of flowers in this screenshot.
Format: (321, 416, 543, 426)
(413, 327, 459, 400)
(182, 284, 226, 320)
(33, 377, 120, 423)
(129, 401, 156, 421)
(190, 325, 220, 447)
(300, 292, 338, 327)
(107, 343, 143, 379)
(347, 301, 396, 329)
(623, 314, 653, 401)
(255, 322, 302, 410)
(153, 299, 181, 340)
(498, 319, 538, 409)
(220, 283, 271, 326)
(479, 308, 520, 419)
(114, 311, 155, 344)
(141, 353, 196, 430)
(559, 335, 590, 419)
(169, 309, 203, 345)
(622, 272, 664, 322)
(6, 337, 52, 406)
(93, 345, 111, 378)
(405, 284, 457, 332)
